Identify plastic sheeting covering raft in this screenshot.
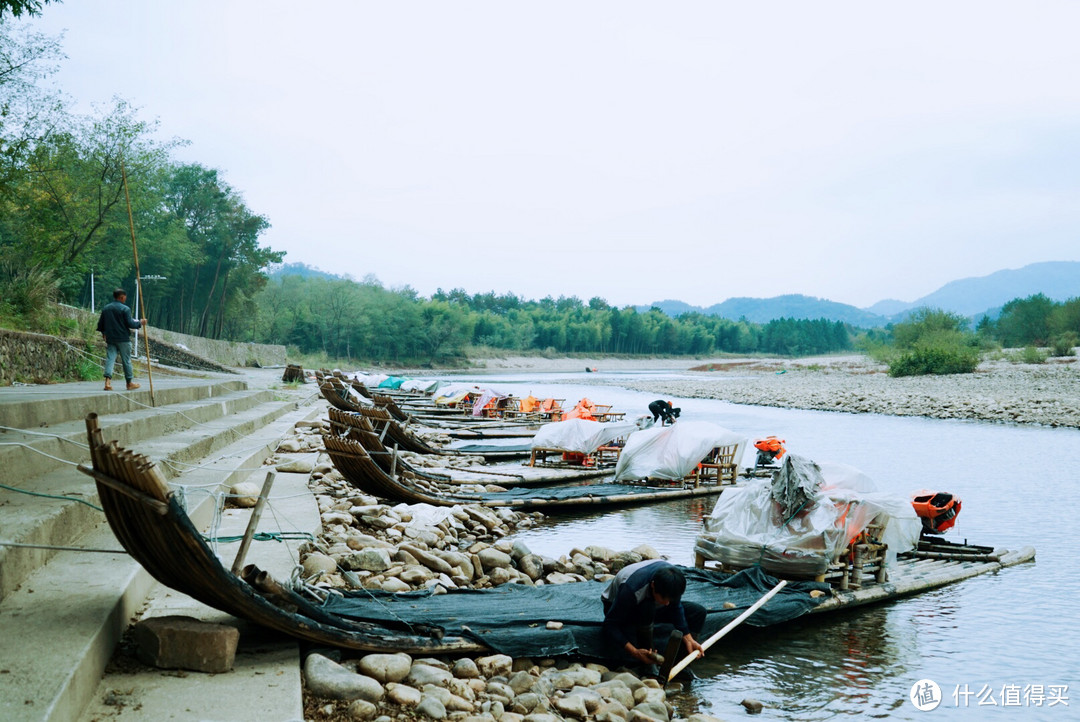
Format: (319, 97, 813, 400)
(530, 418, 640, 454)
(613, 421, 747, 482)
(694, 455, 923, 578)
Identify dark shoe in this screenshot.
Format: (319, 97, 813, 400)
(126, 381, 140, 390)
(104, 378, 112, 391)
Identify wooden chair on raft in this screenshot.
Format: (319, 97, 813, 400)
(690, 443, 741, 487)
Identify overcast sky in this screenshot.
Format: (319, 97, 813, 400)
(24, 1, 1080, 309)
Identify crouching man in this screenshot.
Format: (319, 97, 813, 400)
(601, 559, 705, 671)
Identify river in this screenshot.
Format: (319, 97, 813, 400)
(438, 370, 1078, 720)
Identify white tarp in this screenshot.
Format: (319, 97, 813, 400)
(613, 421, 747, 481)
(350, 372, 389, 387)
(530, 418, 639, 454)
(472, 389, 508, 417)
(400, 379, 442, 393)
(433, 383, 481, 405)
(695, 458, 922, 576)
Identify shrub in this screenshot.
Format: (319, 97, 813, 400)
(887, 345, 981, 377)
(0, 263, 60, 329)
(76, 357, 101, 381)
(891, 308, 972, 349)
(1015, 346, 1048, 364)
(1049, 333, 1078, 358)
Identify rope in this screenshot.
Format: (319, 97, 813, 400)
(0, 425, 89, 448)
(0, 482, 103, 511)
(162, 448, 320, 475)
(202, 530, 314, 544)
(0, 443, 83, 467)
(0, 540, 124, 554)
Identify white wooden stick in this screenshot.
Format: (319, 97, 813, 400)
(667, 579, 788, 680)
(231, 471, 276, 575)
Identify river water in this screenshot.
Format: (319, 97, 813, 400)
(438, 370, 1078, 720)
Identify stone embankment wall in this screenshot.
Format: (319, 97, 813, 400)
(0, 328, 85, 384)
(145, 336, 236, 374)
(59, 304, 286, 368)
(151, 328, 285, 368)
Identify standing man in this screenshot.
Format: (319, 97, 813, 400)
(601, 559, 705, 670)
(97, 288, 146, 391)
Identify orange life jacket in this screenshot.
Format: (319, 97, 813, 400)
(754, 436, 787, 458)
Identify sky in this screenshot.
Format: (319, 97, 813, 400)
(22, 1, 1080, 309)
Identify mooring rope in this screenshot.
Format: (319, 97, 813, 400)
(0, 481, 103, 511)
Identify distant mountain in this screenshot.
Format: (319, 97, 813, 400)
(865, 299, 911, 317)
(638, 300, 700, 316)
(903, 261, 1080, 317)
(638, 261, 1080, 328)
(268, 262, 348, 281)
(705, 295, 888, 327)
(640, 295, 888, 327)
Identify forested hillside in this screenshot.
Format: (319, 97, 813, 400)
(251, 277, 853, 363)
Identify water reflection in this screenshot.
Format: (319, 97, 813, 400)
(437, 371, 1080, 719)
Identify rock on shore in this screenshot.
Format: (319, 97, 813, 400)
(303, 651, 715, 721)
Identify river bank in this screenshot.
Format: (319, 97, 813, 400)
(459, 354, 1080, 429)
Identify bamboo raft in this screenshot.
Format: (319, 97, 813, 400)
(78, 413, 480, 654)
(327, 411, 555, 484)
(321, 433, 730, 510)
(696, 534, 1035, 611)
(811, 544, 1035, 614)
(328, 407, 531, 460)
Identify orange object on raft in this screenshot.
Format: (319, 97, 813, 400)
(754, 436, 787, 459)
(911, 490, 962, 534)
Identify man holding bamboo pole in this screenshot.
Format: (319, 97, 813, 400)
(97, 288, 146, 391)
(601, 560, 705, 671)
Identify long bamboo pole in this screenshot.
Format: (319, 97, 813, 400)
(667, 579, 788, 681)
(121, 158, 155, 407)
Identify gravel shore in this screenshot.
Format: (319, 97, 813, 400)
(606, 356, 1080, 430)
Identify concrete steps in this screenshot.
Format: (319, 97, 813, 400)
(0, 384, 279, 602)
(0, 375, 322, 722)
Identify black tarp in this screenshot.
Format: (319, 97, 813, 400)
(463, 482, 697, 502)
(320, 566, 829, 660)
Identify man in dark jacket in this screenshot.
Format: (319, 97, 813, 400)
(601, 559, 705, 668)
(97, 288, 146, 391)
(648, 399, 681, 425)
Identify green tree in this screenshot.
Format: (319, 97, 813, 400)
(995, 293, 1056, 347)
(0, 1, 59, 18)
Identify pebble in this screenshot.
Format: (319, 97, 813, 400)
(304, 653, 384, 701)
(228, 481, 261, 508)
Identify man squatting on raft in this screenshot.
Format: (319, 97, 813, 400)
(97, 288, 147, 391)
(601, 560, 705, 667)
(648, 399, 681, 425)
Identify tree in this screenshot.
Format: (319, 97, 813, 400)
(0, 1, 59, 18)
(420, 301, 472, 364)
(995, 294, 1055, 347)
(17, 99, 178, 293)
(0, 22, 63, 199)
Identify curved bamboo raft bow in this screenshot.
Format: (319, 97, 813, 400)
(77, 413, 478, 654)
(320, 431, 731, 510)
(327, 407, 535, 462)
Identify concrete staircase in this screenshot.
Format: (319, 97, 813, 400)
(0, 374, 321, 722)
